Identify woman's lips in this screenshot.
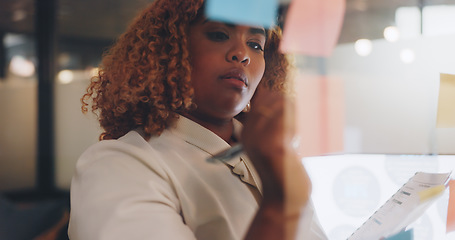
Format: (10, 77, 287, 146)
(220, 69, 248, 88)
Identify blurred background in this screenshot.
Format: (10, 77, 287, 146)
(0, 0, 454, 239)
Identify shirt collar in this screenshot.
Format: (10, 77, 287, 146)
(169, 115, 262, 193)
(169, 115, 241, 166)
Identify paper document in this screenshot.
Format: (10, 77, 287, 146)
(348, 172, 451, 240)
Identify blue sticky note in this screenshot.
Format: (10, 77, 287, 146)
(385, 229, 414, 240)
(205, 0, 278, 28)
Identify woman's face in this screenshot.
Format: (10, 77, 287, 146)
(188, 18, 266, 121)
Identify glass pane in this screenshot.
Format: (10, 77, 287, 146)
(0, 33, 37, 190)
(54, 0, 149, 189)
(295, 0, 455, 155)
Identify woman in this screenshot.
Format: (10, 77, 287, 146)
(69, 0, 327, 239)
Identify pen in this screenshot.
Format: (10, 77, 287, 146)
(207, 144, 244, 162)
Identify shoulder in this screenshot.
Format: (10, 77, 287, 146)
(70, 130, 183, 213)
(69, 130, 191, 240)
(74, 130, 172, 181)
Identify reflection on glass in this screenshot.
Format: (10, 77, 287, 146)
(0, 33, 37, 191)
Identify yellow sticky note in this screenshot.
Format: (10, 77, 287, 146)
(418, 185, 445, 203)
(437, 73, 455, 128)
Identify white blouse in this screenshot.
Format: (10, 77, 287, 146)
(68, 116, 327, 240)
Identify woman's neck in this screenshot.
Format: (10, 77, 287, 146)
(181, 112, 236, 145)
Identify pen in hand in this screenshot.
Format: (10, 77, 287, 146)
(207, 144, 244, 162)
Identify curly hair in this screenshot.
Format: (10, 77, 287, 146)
(82, 0, 291, 140)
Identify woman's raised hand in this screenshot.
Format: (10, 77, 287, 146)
(242, 87, 312, 240)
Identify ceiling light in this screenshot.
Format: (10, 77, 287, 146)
(58, 70, 74, 84)
(354, 39, 372, 56)
(86, 67, 99, 78)
(383, 26, 400, 42)
(9, 55, 35, 77)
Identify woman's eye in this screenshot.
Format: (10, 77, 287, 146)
(248, 42, 264, 52)
(206, 32, 229, 41)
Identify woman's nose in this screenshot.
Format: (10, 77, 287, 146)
(226, 43, 250, 66)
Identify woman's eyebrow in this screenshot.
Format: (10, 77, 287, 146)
(249, 27, 266, 37)
(203, 19, 266, 37)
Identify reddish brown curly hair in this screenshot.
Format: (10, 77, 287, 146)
(82, 0, 291, 140)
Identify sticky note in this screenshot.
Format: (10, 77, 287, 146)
(280, 0, 345, 56)
(418, 185, 445, 203)
(205, 0, 278, 28)
(447, 180, 455, 233)
(385, 229, 414, 240)
(295, 73, 344, 157)
(437, 73, 455, 128)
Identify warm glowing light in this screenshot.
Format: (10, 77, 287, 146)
(383, 26, 400, 42)
(400, 49, 416, 64)
(12, 10, 26, 22)
(354, 39, 372, 56)
(58, 70, 74, 84)
(88, 67, 99, 78)
(9, 55, 35, 77)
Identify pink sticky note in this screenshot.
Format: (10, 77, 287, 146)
(280, 0, 346, 57)
(295, 73, 344, 157)
(447, 180, 455, 233)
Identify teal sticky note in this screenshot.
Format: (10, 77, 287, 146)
(205, 0, 278, 28)
(385, 229, 414, 240)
